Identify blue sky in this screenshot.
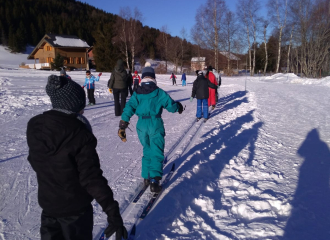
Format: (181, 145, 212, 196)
(78, 0, 267, 40)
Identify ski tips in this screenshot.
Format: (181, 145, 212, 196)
(170, 163, 175, 171)
(128, 224, 136, 239)
(164, 156, 168, 165)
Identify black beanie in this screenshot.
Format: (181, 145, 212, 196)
(46, 75, 86, 113)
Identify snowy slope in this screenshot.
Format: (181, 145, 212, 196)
(0, 49, 330, 240)
(0, 45, 35, 69)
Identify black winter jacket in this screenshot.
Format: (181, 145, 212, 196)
(108, 60, 128, 90)
(191, 75, 217, 99)
(26, 110, 115, 217)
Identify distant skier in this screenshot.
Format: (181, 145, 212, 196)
(60, 68, 71, 79)
(108, 59, 129, 116)
(132, 70, 141, 92)
(170, 72, 177, 85)
(118, 62, 184, 193)
(190, 70, 218, 122)
(82, 70, 102, 106)
(204, 66, 218, 110)
(181, 72, 187, 86)
(26, 75, 127, 240)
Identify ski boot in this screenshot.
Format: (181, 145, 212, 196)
(196, 117, 202, 122)
(150, 177, 162, 193)
(212, 105, 215, 110)
(144, 178, 150, 187)
(203, 118, 208, 123)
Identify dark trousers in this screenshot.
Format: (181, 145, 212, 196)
(172, 79, 176, 85)
(40, 206, 93, 240)
(133, 83, 139, 92)
(113, 88, 128, 116)
(87, 89, 95, 104)
(128, 85, 133, 96)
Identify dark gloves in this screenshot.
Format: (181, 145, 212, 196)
(177, 102, 184, 114)
(118, 120, 129, 142)
(104, 201, 128, 239)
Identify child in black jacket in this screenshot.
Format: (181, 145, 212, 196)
(190, 70, 218, 122)
(26, 75, 128, 240)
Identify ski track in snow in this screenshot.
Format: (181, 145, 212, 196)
(0, 67, 330, 240)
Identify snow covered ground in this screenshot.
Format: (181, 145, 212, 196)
(0, 48, 330, 240)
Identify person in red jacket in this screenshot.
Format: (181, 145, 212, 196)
(170, 73, 177, 85)
(205, 66, 218, 109)
(132, 70, 141, 92)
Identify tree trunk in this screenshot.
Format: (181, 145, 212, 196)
(263, 25, 268, 76)
(276, 27, 283, 73)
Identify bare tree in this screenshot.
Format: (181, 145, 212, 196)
(128, 7, 143, 72)
(195, 0, 226, 71)
(223, 10, 238, 73)
(286, 24, 295, 73)
(237, 0, 256, 75)
(289, 0, 330, 77)
(168, 37, 181, 73)
(263, 21, 269, 75)
(268, 0, 288, 73)
(117, 7, 130, 67)
(248, 0, 260, 75)
(180, 27, 187, 73)
(156, 25, 170, 72)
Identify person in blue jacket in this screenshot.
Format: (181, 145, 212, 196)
(181, 72, 187, 86)
(117, 62, 184, 193)
(82, 70, 102, 105)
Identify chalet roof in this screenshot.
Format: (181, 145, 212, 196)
(45, 34, 90, 48)
(219, 52, 240, 61)
(191, 57, 205, 62)
(27, 34, 90, 59)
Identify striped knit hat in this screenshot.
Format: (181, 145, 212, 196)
(46, 75, 86, 113)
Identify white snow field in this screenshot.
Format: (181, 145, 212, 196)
(0, 49, 330, 240)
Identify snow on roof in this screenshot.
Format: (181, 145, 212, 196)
(53, 36, 90, 48)
(191, 57, 205, 62)
(219, 52, 240, 60)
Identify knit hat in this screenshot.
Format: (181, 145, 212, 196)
(134, 70, 138, 74)
(60, 69, 66, 75)
(46, 75, 86, 113)
(142, 62, 156, 80)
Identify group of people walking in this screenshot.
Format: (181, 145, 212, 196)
(26, 61, 221, 240)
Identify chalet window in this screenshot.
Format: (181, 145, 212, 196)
(81, 57, 85, 64)
(46, 46, 52, 51)
(76, 58, 81, 64)
(73, 57, 76, 64)
(69, 57, 74, 64)
(46, 57, 53, 63)
(64, 59, 68, 64)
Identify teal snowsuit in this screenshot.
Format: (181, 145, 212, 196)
(121, 85, 179, 179)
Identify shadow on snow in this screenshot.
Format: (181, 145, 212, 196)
(282, 129, 330, 240)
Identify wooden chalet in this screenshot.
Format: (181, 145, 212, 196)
(191, 57, 206, 72)
(27, 34, 90, 70)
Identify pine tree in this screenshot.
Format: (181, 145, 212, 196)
(93, 23, 118, 71)
(51, 54, 64, 70)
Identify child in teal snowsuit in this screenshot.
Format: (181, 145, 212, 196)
(118, 63, 184, 193)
